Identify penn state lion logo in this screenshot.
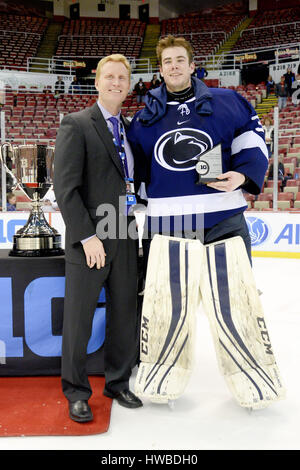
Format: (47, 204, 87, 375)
(154, 128, 213, 171)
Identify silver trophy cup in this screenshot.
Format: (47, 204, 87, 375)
(0, 143, 64, 257)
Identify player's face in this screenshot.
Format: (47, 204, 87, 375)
(160, 46, 195, 93)
(95, 60, 130, 113)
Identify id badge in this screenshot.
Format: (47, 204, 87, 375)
(125, 178, 135, 195)
(125, 178, 137, 215)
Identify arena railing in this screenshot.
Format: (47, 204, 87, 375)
(240, 21, 300, 36)
(194, 41, 300, 69)
(0, 40, 294, 76)
(57, 34, 144, 42)
(0, 29, 42, 38)
(1, 42, 299, 78)
(167, 30, 228, 40)
(1, 83, 99, 94)
(25, 56, 153, 75)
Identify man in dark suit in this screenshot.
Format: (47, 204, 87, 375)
(54, 54, 142, 423)
(54, 76, 65, 96)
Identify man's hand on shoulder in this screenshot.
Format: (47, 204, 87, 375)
(82, 235, 106, 269)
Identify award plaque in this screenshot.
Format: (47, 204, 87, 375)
(196, 143, 224, 184)
(0, 143, 64, 257)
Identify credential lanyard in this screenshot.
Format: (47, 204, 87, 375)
(109, 119, 129, 179)
(108, 118, 136, 214)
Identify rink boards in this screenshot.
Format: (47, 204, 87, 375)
(0, 210, 299, 258)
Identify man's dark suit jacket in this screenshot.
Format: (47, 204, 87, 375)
(53, 102, 130, 265)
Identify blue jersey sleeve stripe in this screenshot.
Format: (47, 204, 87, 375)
(231, 130, 269, 160)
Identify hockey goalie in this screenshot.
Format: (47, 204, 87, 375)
(134, 234, 286, 409)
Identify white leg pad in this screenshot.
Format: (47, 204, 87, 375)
(200, 236, 286, 409)
(134, 234, 203, 403)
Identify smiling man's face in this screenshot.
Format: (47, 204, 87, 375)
(160, 46, 195, 93)
(95, 60, 130, 115)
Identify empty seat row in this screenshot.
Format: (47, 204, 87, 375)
(245, 191, 300, 210)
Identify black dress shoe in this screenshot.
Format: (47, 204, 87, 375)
(69, 400, 93, 422)
(103, 388, 143, 409)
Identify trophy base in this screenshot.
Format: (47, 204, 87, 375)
(9, 235, 65, 257)
(9, 248, 65, 257)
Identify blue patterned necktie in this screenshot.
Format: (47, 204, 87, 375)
(108, 116, 122, 149)
(108, 116, 129, 177)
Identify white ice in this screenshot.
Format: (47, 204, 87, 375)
(0, 257, 299, 451)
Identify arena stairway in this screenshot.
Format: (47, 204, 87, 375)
(136, 24, 160, 72)
(30, 20, 63, 72)
(255, 93, 278, 119)
(206, 16, 253, 70)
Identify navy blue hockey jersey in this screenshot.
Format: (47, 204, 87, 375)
(128, 78, 268, 234)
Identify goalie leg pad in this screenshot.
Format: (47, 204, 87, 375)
(134, 234, 203, 403)
(200, 236, 286, 409)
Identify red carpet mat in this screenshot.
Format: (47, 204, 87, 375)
(0, 376, 112, 436)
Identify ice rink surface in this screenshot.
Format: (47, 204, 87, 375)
(0, 256, 299, 452)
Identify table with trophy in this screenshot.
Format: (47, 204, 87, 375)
(1, 142, 64, 257)
(0, 143, 69, 375)
(0, 143, 105, 376)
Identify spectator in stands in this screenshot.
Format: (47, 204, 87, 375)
(134, 78, 147, 103)
(284, 68, 295, 97)
(54, 53, 142, 424)
(6, 192, 16, 211)
(195, 63, 208, 81)
(266, 75, 275, 96)
(262, 118, 274, 157)
(68, 76, 82, 94)
(275, 76, 288, 110)
(54, 76, 65, 97)
(149, 74, 161, 89)
(267, 159, 284, 181)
